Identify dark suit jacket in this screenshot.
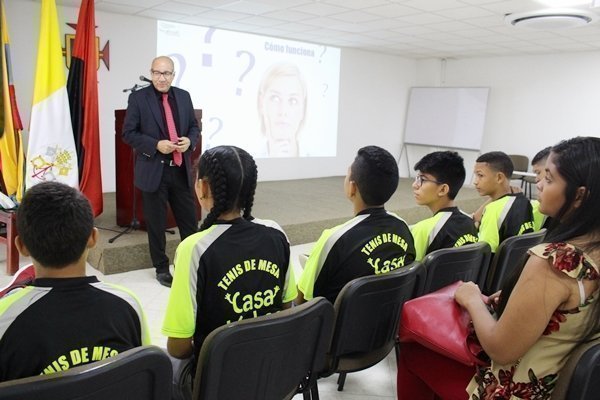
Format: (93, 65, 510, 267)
(122, 85, 200, 192)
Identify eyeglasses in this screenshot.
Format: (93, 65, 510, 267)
(414, 174, 443, 188)
(151, 70, 174, 79)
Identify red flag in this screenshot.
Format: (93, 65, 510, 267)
(67, 0, 102, 216)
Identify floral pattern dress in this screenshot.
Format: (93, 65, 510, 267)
(467, 242, 600, 400)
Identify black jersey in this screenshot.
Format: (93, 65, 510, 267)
(411, 207, 478, 261)
(162, 218, 297, 361)
(479, 193, 534, 252)
(0, 276, 149, 382)
(298, 207, 415, 304)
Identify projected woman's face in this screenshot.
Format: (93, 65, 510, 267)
(261, 75, 305, 154)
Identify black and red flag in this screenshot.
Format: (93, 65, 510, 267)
(67, 0, 102, 217)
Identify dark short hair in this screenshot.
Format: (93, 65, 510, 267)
(476, 151, 513, 179)
(414, 151, 465, 200)
(17, 182, 94, 268)
(531, 146, 551, 166)
(350, 146, 399, 206)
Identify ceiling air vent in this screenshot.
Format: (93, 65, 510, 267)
(505, 8, 598, 29)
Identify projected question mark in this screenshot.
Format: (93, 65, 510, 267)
(322, 83, 329, 97)
(204, 117, 223, 150)
(168, 53, 186, 87)
(235, 50, 255, 96)
(202, 28, 216, 67)
(318, 46, 327, 63)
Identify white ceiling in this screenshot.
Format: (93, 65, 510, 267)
(54, 0, 600, 58)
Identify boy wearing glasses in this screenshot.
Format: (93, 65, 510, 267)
(122, 56, 200, 288)
(411, 151, 478, 261)
(296, 146, 415, 304)
(473, 151, 534, 253)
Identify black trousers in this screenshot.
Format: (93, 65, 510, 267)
(141, 165, 198, 274)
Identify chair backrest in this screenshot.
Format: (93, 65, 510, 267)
(326, 262, 425, 374)
(551, 340, 600, 400)
(0, 264, 35, 298)
(193, 297, 334, 400)
(0, 345, 172, 400)
(483, 229, 546, 295)
(420, 242, 491, 295)
(508, 154, 529, 176)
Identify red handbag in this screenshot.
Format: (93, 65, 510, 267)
(398, 281, 490, 367)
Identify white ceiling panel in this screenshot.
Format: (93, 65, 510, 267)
(218, 1, 279, 14)
(291, 2, 350, 17)
(151, 1, 209, 15)
(46, 0, 600, 59)
(402, 0, 467, 12)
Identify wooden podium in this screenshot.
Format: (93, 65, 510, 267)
(114, 109, 203, 230)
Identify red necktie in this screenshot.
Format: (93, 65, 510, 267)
(162, 93, 182, 166)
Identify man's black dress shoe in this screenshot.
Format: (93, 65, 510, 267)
(156, 272, 173, 288)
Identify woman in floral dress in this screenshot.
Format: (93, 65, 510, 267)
(397, 136, 600, 400)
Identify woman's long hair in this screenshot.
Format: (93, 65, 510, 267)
(497, 137, 600, 341)
(197, 146, 258, 231)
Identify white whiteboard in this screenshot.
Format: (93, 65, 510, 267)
(404, 87, 490, 151)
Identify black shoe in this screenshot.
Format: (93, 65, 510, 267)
(156, 272, 173, 288)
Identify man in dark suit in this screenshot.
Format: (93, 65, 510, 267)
(122, 56, 199, 287)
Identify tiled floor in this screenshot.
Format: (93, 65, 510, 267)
(0, 242, 398, 400)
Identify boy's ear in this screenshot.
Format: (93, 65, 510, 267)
(14, 236, 30, 257)
(496, 171, 505, 184)
(87, 228, 99, 249)
(347, 180, 358, 198)
(438, 183, 450, 197)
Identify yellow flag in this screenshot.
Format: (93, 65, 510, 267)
(26, 0, 78, 189)
(0, 0, 25, 201)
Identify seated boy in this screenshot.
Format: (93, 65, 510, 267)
(0, 182, 150, 382)
(297, 146, 416, 304)
(411, 151, 478, 261)
(474, 151, 534, 253)
(530, 146, 552, 231)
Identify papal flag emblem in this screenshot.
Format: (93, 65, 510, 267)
(26, 0, 78, 189)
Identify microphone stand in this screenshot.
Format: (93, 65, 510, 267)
(110, 82, 147, 243)
(123, 83, 149, 93)
(108, 155, 140, 243)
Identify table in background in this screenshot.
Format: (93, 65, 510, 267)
(0, 210, 18, 275)
(512, 171, 537, 199)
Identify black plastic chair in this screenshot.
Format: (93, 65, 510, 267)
(483, 229, 546, 295)
(314, 263, 425, 395)
(193, 297, 334, 400)
(419, 242, 491, 296)
(551, 340, 600, 400)
(0, 345, 172, 400)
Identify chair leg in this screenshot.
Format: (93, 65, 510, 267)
(337, 372, 347, 391)
(310, 382, 320, 400)
(528, 182, 533, 199)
